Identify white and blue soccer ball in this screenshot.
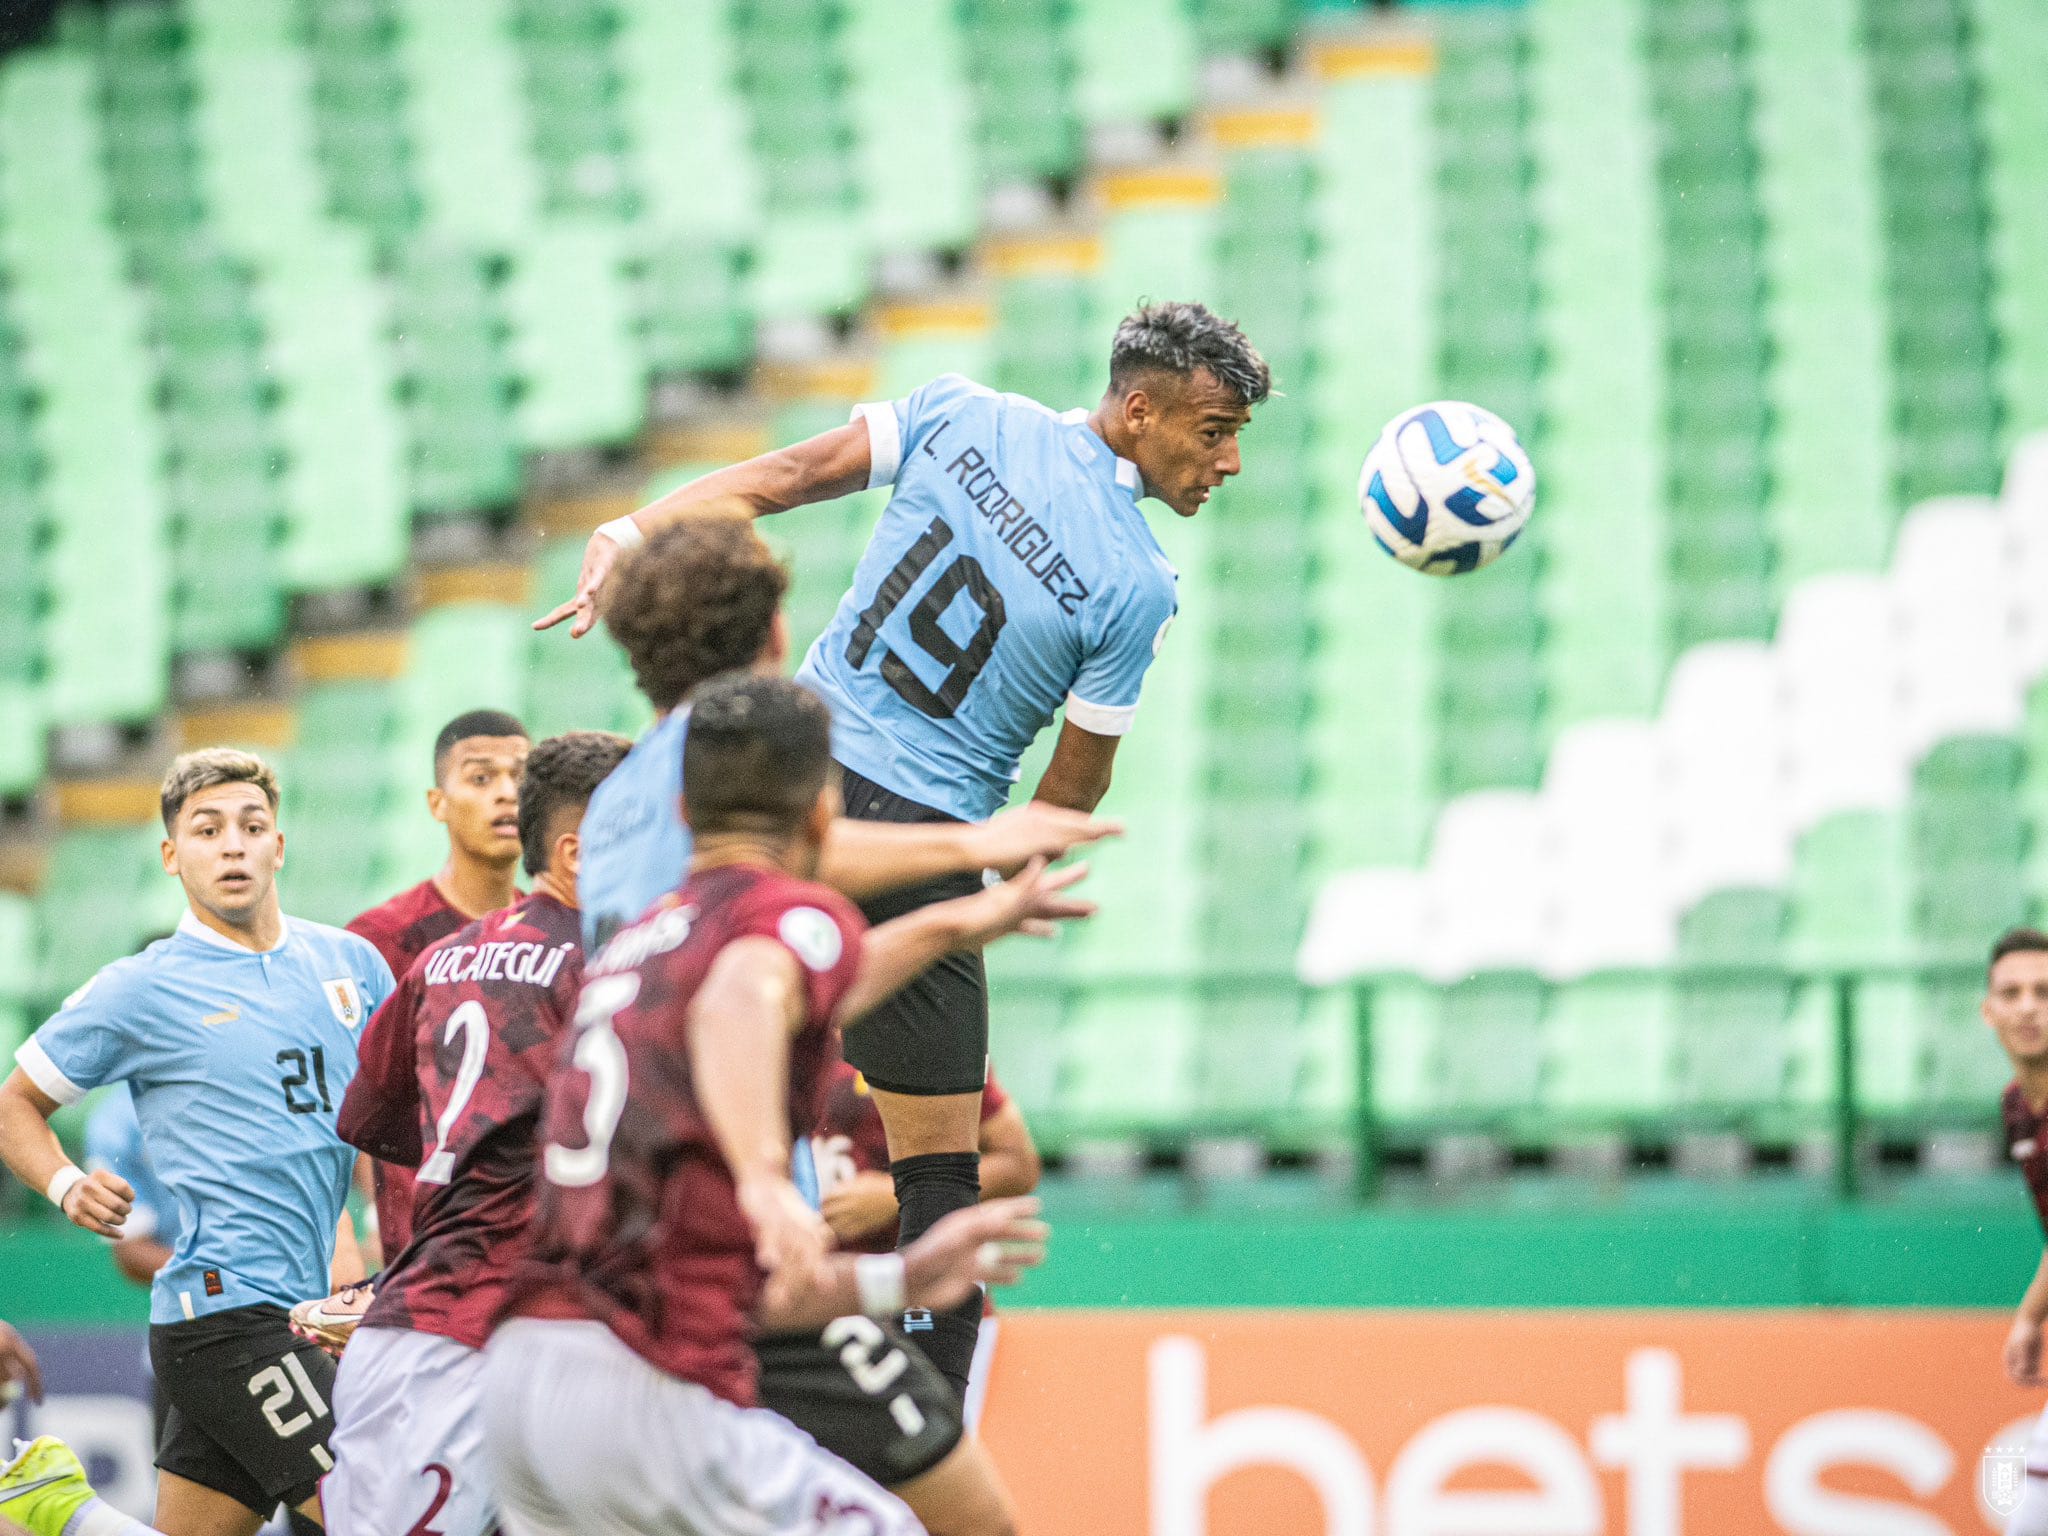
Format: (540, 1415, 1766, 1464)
(1357, 401, 1536, 576)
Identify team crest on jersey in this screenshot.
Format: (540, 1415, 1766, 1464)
(779, 907, 843, 972)
(322, 978, 366, 1029)
(1983, 1444, 2027, 1517)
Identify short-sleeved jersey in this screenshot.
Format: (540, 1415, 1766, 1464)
(349, 878, 481, 1255)
(576, 708, 691, 953)
(797, 374, 1180, 820)
(338, 893, 583, 1349)
(515, 864, 866, 1405)
(17, 911, 393, 1324)
(811, 1061, 1009, 1255)
(84, 1085, 179, 1248)
(2005, 1082, 2048, 1237)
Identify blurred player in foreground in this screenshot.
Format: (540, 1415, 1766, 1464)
(347, 710, 530, 1262)
(317, 732, 627, 1536)
(310, 713, 1038, 1535)
(0, 750, 392, 1536)
(545, 300, 1266, 1391)
(482, 676, 1059, 1536)
(1989, 926, 2048, 1535)
(810, 1062, 1039, 1429)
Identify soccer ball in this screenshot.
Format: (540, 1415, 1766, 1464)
(1357, 401, 1535, 576)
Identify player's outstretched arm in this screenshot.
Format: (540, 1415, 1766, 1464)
(817, 800, 1121, 899)
(2007, 1248, 2048, 1387)
(534, 422, 873, 637)
(839, 858, 1093, 1025)
(0, 1069, 134, 1237)
(757, 1197, 1049, 1333)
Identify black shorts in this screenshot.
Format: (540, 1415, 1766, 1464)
(149, 1304, 337, 1516)
(754, 1318, 962, 1487)
(836, 765, 989, 1098)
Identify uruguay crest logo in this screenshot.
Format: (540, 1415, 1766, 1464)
(322, 978, 365, 1030)
(1984, 1444, 2027, 1519)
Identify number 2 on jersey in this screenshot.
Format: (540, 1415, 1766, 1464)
(544, 973, 637, 1189)
(845, 516, 1007, 719)
(416, 999, 490, 1186)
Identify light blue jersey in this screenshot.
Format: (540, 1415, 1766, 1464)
(84, 1085, 178, 1247)
(575, 703, 827, 1201)
(18, 911, 393, 1324)
(577, 706, 692, 952)
(798, 374, 1179, 821)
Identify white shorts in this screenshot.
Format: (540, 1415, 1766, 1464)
(481, 1318, 924, 1536)
(326, 1328, 496, 1536)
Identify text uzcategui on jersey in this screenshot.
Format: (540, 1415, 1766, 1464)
(930, 426, 1093, 616)
(420, 938, 574, 988)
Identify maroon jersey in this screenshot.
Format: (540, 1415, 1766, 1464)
(517, 864, 865, 1406)
(338, 893, 581, 1348)
(349, 878, 476, 1254)
(2005, 1082, 2048, 1237)
(811, 1061, 1011, 1255)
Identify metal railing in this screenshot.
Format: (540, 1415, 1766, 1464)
(997, 958, 1999, 1205)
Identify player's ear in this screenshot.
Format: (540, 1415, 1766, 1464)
(805, 784, 836, 846)
(556, 828, 581, 883)
(159, 835, 177, 876)
(761, 611, 790, 671)
(1123, 385, 1152, 433)
(272, 828, 285, 872)
(425, 784, 448, 826)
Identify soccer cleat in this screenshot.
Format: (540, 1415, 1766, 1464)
(289, 1278, 376, 1356)
(0, 1435, 95, 1536)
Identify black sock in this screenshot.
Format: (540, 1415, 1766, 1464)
(892, 1150, 983, 1397)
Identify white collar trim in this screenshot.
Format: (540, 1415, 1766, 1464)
(1060, 410, 1145, 497)
(178, 909, 289, 954)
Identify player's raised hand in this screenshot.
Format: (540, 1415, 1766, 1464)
(903, 1197, 1048, 1313)
(962, 857, 1095, 946)
(61, 1169, 133, 1238)
(2007, 1316, 2044, 1387)
(533, 521, 633, 638)
(967, 801, 1122, 877)
(0, 1319, 43, 1405)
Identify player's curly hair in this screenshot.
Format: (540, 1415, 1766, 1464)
(518, 730, 632, 876)
(601, 515, 790, 713)
(1108, 300, 1272, 409)
(159, 748, 279, 831)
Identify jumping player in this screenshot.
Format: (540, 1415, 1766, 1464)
(347, 710, 530, 1261)
(541, 300, 1268, 1389)
(809, 1061, 1039, 1429)
(0, 750, 393, 1536)
(1989, 926, 2048, 1536)
(318, 731, 628, 1536)
(575, 514, 1117, 953)
(481, 675, 1055, 1536)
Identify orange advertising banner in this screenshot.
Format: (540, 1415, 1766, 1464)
(978, 1310, 2037, 1536)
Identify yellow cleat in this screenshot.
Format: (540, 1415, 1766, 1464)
(0, 1436, 95, 1536)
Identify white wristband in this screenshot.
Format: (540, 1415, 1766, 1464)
(596, 515, 644, 552)
(854, 1254, 906, 1317)
(46, 1164, 86, 1212)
